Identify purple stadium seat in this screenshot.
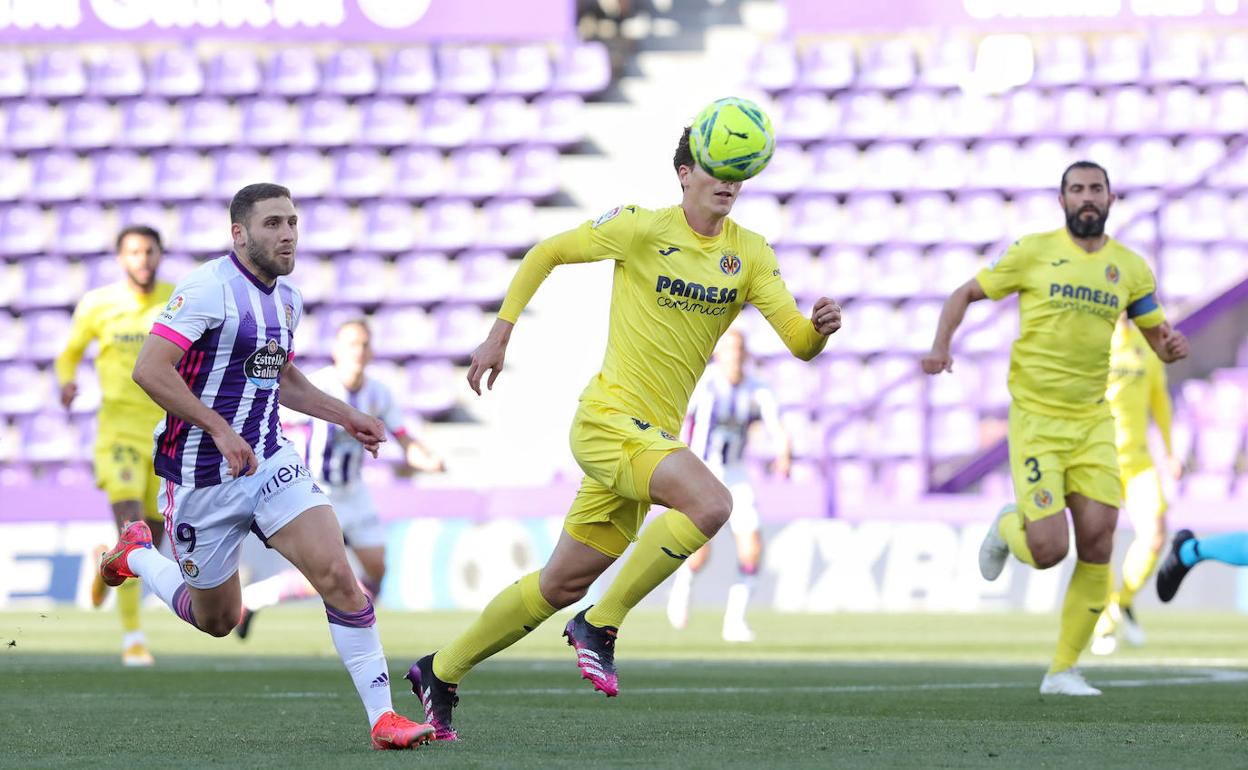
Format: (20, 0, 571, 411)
(891, 91, 947, 141)
(859, 142, 915, 190)
(359, 98, 417, 148)
(300, 96, 360, 148)
(774, 91, 837, 143)
(971, 139, 1020, 190)
(927, 245, 977, 294)
(1118, 137, 1173, 188)
(871, 246, 923, 300)
(1015, 138, 1074, 189)
(446, 147, 508, 199)
(0, 309, 21, 358)
(730, 193, 784, 241)
(116, 202, 170, 241)
(534, 94, 585, 148)
(747, 142, 806, 197)
(24, 310, 72, 362)
(291, 307, 335, 359)
(422, 95, 480, 148)
(1033, 35, 1088, 87)
(22, 411, 80, 462)
(32, 50, 87, 99)
(842, 193, 900, 246)
(405, 359, 457, 416)
(333, 149, 392, 201)
(271, 147, 332, 199)
(477, 199, 536, 250)
(178, 98, 242, 148)
(120, 98, 176, 149)
(495, 44, 553, 96)
(93, 150, 155, 202)
(1177, 136, 1227, 184)
(1159, 86, 1211, 134)
(298, 200, 356, 252)
(1072, 136, 1124, 178)
(831, 459, 873, 497)
(1208, 33, 1248, 83)
(89, 49, 144, 98)
(921, 37, 974, 88)
(29, 151, 91, 203)
(878, 458, 925, 498)
(774, 247, 819, 301)
(266, 48, 320, 97)
(240, 97, 299, 148)
(457, 250, 511, 304)
(64, 99, 119, 150)
(839, 92, 891, 140)
(334, 253, 390, 304)
(948, 92, 1003, 138)
(371, 307, 435, 357)
(509, 144, 560, 199)
(379, 47, 436, 97)
(431, 304, 490, 358)
(64, 361, 101, 414)
(6, 101, 64, 151)
(205, 49, 261, 97)
(1149, 33, 1203, 83)
(904, 192, 953, 245)
(1010, 190, 1058, 236)
(1185, 472, 1232, 500)
(148, 48, 204, 97)
(1195, 426, 1241, 472)
(762, 358, 820, 410)
(552, 42, 610, 95)
(17, 255, 78, 309)
(437, 45, 494, 97)
(0, 152, 30, 202)
(1092, 35, 1145, 85)
(914, 140, 969, 191)
(322, 48, 378, 97)
(152, 149, 213, 202)
(392, 252, 457, 304)
(0, 364, 46, 415)
(806, 142, 860, 193)
(1107, 86, 1158, 135)
(391, 147, 447, 200)
(860, 39, 916, 90)
(359, 200, 419, 253)
(783, 195, 842, 247)
(57, 203, 112, 256)
(799, 40, 856, 91)
(155, 253, 197, 286)
(1002, 88, 1054, 136)
(0, 204, 48, 256)
(1162, 192, 1230, 243)
(288, 256, 330, 305)
(179, 202, 229, 254)
(0, 50, 29, 98)
(952, 193, 1007, 244)
(477, 95, 539, 147)
(750, 42, 799, 92)
(418, 199, 475, 252)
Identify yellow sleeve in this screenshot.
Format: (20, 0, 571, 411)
(974, 238, 1029, 300)
(1148, 355, 1173, 454)
(1126, 258, 1165, 330)
(54, 294, 98, 385)
(746, 241, 827, 361)
(498, 205, 644, 323)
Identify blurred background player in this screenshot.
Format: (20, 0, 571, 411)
(54, 225, 173, 667)
(235, 318, 445, 637)
(404, 126, 841, 741)
(666, 327, 790, 642)
(1157, 529, 1248, 603)
(922, 161, 1189, 696)
(1090, 316, 1181, 655)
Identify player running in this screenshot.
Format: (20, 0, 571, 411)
(405, 127, 841, 740)
(922, 161, 1189, 696)
(235, 318, 445, 637)
(1090, 317, 1180, 655)
(1157, 530, 1248, 602)
(666, 327, 790, 642)
(55, 225, 173, 667)
(101, 183, 434, 749)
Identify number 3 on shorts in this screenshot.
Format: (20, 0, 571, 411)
(1023, 456, 1041, 483)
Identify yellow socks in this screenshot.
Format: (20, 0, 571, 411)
(997, 507, 1038, 568)
(585, 510, 709, 629)
(1050, 560, 1110, 673)
(433, 570, 555, 683)
(1117, 538, 1161, 608)
(117, 578, 142, 633)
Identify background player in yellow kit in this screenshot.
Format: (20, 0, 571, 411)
(1090, 317, 1179, 655)
(55, 225, 173, 666)
(404, 126, 842, 741)
(922, 161, 1189, 696)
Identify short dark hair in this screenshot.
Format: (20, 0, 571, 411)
(1060, 161, 1111, 194)
(674, 126, 694, 174)
(229, 183, 293, 225)
(115, 225, 163, 252)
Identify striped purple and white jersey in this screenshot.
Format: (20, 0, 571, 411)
(683, 366, 782, 468)
(292, 368, 408, 487)
(149, 252, 303, 487)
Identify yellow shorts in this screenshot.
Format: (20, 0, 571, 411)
(1120, 457, 1167, 530)
(1008, 403, 1120, 522)
(93, 432, 161, 518)
(563, 402, 686, 558)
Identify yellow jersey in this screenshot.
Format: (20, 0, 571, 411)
(55, 280, 174, 439)
(975, 228, 1165, 419)
(1107, 321, 1172, 467)
(499, 204, 826, 431)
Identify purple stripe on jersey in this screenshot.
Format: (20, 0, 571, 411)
(264, 283, 298, 457)
(154, 325, 223, 484)
(192, 278, 260, 485)
(319, 421, 337, 485)
(238, 288, 283, 457)
(703, 396, 719, 463)
(325, 598, 376, 628)
(229, 251, 275, 295)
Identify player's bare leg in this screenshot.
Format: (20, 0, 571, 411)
(352, 544, 386, 600)
(666, 539, 710, 630)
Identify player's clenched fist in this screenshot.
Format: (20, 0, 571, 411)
(921, 349, 954, 374)
(209, 425, 258, 477)
(344, 410, 386, 458)
(1159, 325, 1190, 363)
(812, 297, 842, 336)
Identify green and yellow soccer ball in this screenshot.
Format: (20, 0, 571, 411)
(689, 97, 776, 182)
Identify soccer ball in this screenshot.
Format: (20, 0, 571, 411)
(688, 97, 776, 182)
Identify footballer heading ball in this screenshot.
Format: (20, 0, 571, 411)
(689, 96, 775, 182)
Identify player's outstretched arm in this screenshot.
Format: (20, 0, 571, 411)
(133, 335, 257, 477)
(922, 278, 987, 375)
(397, 433, 446, 473)
(54, 299, 96, 409)
(467, 318, 512, 395)
(1139, 321, 1190, 364)
(279, 362, 386, 457)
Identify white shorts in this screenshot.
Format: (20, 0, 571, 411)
(158, 444, 330, 589)
(714, 463, 761, 537)
(325, 480, 386, 549)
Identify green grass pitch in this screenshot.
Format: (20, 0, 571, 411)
(3, 608, 1246, 769)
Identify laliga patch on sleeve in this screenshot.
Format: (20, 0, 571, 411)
(159, 294, 186, 321)
(592, 206, 623, 229)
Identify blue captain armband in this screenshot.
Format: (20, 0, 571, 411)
(1126, 292, 1159, 318)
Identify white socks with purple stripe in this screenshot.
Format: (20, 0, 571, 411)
(325, 598, 393, 727)
(128, 547, 200, 629)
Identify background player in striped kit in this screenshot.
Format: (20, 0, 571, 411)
(100, 184, 434, 749)
(235, 318, 445, 637)
(666, 327, 791, 642)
